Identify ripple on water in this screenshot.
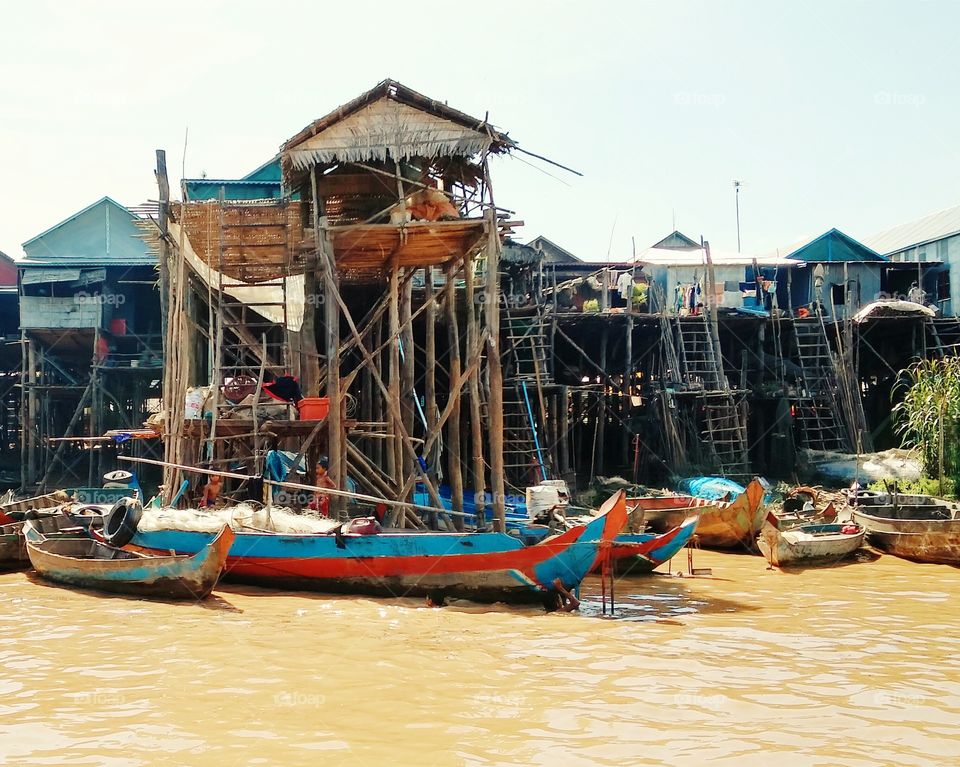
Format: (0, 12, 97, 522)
(2, 552, 960, 765)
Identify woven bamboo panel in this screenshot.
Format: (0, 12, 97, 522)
(306, 219, 490, 270)
(177, 201, 306, 284)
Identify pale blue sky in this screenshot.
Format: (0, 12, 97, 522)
(1, 0, 957, 261)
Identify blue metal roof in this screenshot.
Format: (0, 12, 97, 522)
(21, 197, 154, 267)
(182, 157, 295, 201)
(783, 228, 887, 263)
(242, 157, 282, 182)
(183, 179, 285, 201)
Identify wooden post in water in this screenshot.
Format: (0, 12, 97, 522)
(424, 267, 438, 488)
(485, 208, 506, 531)
(388, 260, 404, 520)
(464, 254, 486, 529)
(400, 273, 415, 442)
(319, 218, 344, 518)
(445, 260, 465, 531)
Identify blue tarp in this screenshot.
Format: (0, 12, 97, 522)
(676, 476, 746, 501)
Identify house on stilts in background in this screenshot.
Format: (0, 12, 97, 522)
(18, 197, 163, 493)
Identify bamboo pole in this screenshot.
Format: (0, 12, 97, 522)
(464, 254, 486, 529)
(319, 218, 344, 519)
(424, 268, 438, 486)
(388, 258, 404, 510)
(445, 259, 465, 531)
(485, 207, 506, 530)
(400, 272, 415, 443)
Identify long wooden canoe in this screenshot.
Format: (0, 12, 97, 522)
(131, 492, 628, 605)
(629, 479, 767, 549)
(851, 505, 960, 565)
(24, 521, 234, 599)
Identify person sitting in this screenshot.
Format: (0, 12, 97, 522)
(199, 475, 223, 508)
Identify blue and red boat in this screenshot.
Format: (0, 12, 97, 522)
(603, 515, 699, 575)
(130, 491, 628, 605)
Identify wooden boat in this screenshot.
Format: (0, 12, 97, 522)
(0, 509, 100, 571)
(628, 479, 767, 549)
(130, 491, 628, 605)
(0, 522, 26, 570)
(24, 520, 234, 599)
(597, 516, 699, 575)
(851, 503, 960, 565)
(758, 516, 865, 567)
(0, 490, 71, 522)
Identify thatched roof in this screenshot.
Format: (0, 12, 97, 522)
(280, 79, 514, 185)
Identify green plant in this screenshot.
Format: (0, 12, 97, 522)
(892, 357, 960, 495)
(867, 476, 957, 499)
(583, 298, 600, 312)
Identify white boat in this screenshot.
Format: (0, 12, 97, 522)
(758, 520, 865, 567)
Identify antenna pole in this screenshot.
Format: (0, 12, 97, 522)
(733, 180, 742, 253)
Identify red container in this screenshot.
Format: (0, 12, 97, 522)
(297, 397, 330, 420)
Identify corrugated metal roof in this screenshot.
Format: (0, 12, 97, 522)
(863, 203, 960, 256)
(769, 228, 886, 263)
(20, 197, 154, 266)
(638, 247, 798, 267)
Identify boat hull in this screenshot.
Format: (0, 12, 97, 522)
(852, 508, 960, 565)
(26, 525, 233, 599)
(632, 479, 766, 549)
(0, 523, 26, 570)
(132, 493, 628, 604)
(602, 516, 699, 575)
(758, 523, 864, 567)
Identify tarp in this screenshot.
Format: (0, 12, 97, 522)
(676, 476, 746, 500)
(853, 299, 936, 323)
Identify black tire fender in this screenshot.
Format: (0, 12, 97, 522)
(102, 497, 142, 547)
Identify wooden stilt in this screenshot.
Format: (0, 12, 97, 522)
(400, 272, 415, 441)
(464, 254, 486, 529)
(424, 267, 438, 487)
(388, 260, 404, 513)
(445, 260, 465, 531)
(485, 208, 506, 531)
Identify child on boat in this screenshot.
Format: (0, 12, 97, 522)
(309, 456, 337, 517)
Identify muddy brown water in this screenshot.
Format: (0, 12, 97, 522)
(2, 549, 959, 766)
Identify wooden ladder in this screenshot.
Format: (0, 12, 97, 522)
(674, 314, 750, 477)
(500, 306, 551, 491)
(792, 319, 849, 452)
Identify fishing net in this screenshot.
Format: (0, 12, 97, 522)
(138, 504, 340, 534)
